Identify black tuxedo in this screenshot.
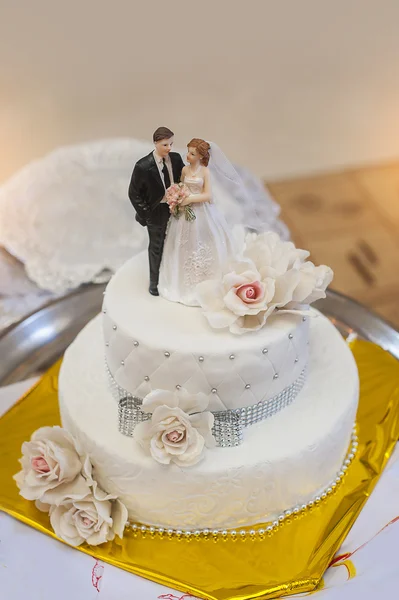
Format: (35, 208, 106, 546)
(128, 151, 184, 290)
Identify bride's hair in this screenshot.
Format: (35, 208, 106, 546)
(187, 138, 211, 166)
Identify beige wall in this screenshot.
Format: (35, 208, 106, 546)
(1, 0, 399, 182)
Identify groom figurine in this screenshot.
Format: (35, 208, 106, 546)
(128, 127, 185, 295)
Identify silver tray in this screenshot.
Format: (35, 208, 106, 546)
(0, 286, 398, 386)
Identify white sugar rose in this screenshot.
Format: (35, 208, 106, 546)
(134, 389, 215, 467)
(197, 232, 334, 334)
(14, 426, 88, 504)
(50, 493, 128, 547)
(196, 260, 277, 334)
(243, 231, 309, 278)
(286, 262, 334, 308)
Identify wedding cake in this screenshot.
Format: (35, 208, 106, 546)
(56, 232, 359, 536)
(13, 133, 360, 546)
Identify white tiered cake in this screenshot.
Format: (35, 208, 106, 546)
(58, 251, 359, 532)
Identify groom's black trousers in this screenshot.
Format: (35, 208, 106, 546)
(146, 203, 170, 288)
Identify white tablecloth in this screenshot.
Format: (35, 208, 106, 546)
(1, 379, 398, 600)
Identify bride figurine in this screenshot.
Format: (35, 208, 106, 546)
(159, 138, 238, 306)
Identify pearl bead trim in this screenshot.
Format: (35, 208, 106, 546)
(125, 424, 358, 541)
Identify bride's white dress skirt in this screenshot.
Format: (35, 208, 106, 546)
(159, 178, 235, 307)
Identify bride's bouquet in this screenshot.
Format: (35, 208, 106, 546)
(166, 183, 196, 222)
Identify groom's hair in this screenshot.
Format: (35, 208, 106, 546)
(153, 127, 174, 142)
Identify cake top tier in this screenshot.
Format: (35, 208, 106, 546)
(103, 252, 305, 354)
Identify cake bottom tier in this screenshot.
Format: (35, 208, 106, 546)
(59, 313, 359, 531)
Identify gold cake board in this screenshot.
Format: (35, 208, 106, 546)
(0, 339, 398, 600)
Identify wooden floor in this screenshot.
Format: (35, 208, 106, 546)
(267, 162, 399, 329)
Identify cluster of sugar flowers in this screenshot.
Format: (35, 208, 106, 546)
(165, 183, 196, 221)
(134, 388, 216, 466)
(14, 427, 128, 546)
(196, 231, 333, 335)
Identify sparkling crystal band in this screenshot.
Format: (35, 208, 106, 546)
(107, 364, 307, 446)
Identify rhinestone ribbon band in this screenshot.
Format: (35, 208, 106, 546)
(107, 365, 307, 447)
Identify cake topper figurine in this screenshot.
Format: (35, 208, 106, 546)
(128, 127, 184, 296)
(129, 130, 285, 304)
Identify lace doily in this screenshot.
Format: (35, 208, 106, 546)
(0, 249, 54, 331)
(0, 138, 289, 294)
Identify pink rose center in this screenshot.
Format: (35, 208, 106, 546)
(81, 516, 94, 527)
(31, 456, 50, 473)
(236, 281, 263, 304)
(166, 430, 185, 443)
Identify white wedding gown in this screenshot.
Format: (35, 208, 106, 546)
(158, 174, 236, 306)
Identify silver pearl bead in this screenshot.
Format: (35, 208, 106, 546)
(203, 529, 209, 535)
(239, 530, 246, 536)
(266, 526, 273, 533)
(273, 373, 279, 379)
(302, 316, 307, 321)
(258, 528, 265, 535)
(121, 360, 125, 366)
(194, 530, 201, 536)
(301, 504, 307, 511)
(285, 510, 292, 517)
(133, 340, 139, 347)
(293, 507, 300, 514)
(272, 521, 279, 528)
(321, 493, 327, 499)
(167, 529, 174, 535)
(149, 527, 155, 533)
(176, 384, 181, 390)
(132, 524, 138, 530)
(230, 530, 237, 536)
(164, 351, 170, 357)
(199, 356, 204, 362)
(158, 528, 164, 533)
(141, 525, 147, 532)
(294, 358, 299, 363)
(327, 487, 333, 494)
(105, 342, 109, 347)
(288, 333, 293, 339)
(112, 325, 117, 330)
(278, 515, 285, 522)
(144, 376, 150, 382)
(245, 383, 251, 389)
(308, 501, 314, 507)
(221, 530, 228, 536)
(212, 529, 219, 536)
(249, 530, 256, 536)
(344, 459, 351, 466)
(103, 309, 107, 314)
(211, 388, 217, 394)
(262, 348, 268, 354)
(185, 531, 192, 537)
(176, 530, 182, 536)
(229, 354, 235, 360)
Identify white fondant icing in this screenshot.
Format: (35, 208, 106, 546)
(59, 311, 359, 530)
(103, 253, 309, 410)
